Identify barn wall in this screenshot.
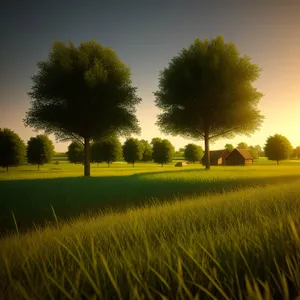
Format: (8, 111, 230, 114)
(221, 150, 230, 165)
(226, 151, 245, 166)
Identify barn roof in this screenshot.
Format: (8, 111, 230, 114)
(227, 149, 253, 160)
(202, 149, 230, 161)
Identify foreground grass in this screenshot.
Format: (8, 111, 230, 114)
(1, 181, 300, 299)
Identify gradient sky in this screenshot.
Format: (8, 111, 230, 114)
(1, 0, 299, 152)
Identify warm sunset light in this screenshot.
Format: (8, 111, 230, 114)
(1, 1, 300, 299)
(1, 1, 299, 152)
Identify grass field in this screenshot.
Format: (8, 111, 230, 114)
(1, 158, 300, 298)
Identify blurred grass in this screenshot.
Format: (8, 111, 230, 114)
(1, 181, 300, 299)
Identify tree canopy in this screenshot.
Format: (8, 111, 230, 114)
(224, 143, 234, 152)
(152, 139, 175, 167)
(24, 40, 141, 176)
(27, 135, 54, 169)
(248, 145, 259, 159)
(67, 141, 84, 164)
(154, 35, 264, 170)
(184, 144, 203, 163)
(237, 142, 248, 149)
(293, 146, 300, 159)
(140, 139, 153, 162)
(0, 128, 26, 171)
(264, 134, 293, 165)
(122, 138, 144, 167)
(91, 137, 122, 167)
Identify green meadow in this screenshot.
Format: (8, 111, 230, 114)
(1, 158, 300, 299)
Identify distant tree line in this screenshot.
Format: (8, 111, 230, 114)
(0, 128, 54, 171)
(66, 137, 207, 167)
(224, 143, 265, 159)
(1, 127, 298, 171)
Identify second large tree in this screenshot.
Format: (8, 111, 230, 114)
(24, 40, 141, 176)
(154, 36, 264, 169)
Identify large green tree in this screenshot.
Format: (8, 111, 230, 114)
(91, 137, 122, 167)
(122, 138, 144, 167)
(154, 36, 264, 170)
(27, 135, 54, 170)
(0, 128, 26, 171)
(152, 139, 175, 167)
(140, 139, 153, 162)
(184, 143, 203, 163)
(24, 40, 141, 176)
(264, 134, 293, 165)
(67, 141, 84, 164)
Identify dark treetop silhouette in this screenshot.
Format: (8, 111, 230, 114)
(154, 35, 264, 169)
(27, 135, 54, 170)
(122, 138, 144, 167)
(24, 40, 141, 176)
(0, 128, 26, 171)
(67, 141, 84, 164)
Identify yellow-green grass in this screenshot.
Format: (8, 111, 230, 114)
(1, 160, 300, 236)
(1, 181, 300, 299)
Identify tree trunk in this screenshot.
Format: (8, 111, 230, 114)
(161, 163, 163, 167)
(6, 166, 8, 172)
(108, 162, 110, 168)
(277, 160, 279, 165)
(84, 137, 91, 177)
(38, 164, 40, 170)
(132, 162, 135, 167)
(204, 133, 210, 170)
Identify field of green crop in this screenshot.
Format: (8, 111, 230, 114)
(1, 159, 300, 299)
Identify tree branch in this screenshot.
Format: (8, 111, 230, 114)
(209, 126, 241, 140)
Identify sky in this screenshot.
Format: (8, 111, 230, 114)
(0, 0, 299, 152)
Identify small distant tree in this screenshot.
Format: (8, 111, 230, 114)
(27, 135, 54, 169)
(91, 142, 102, 167)
(91, 137, 122, 167)
(152, 139, 175, 167)
(184, 144, 204, 163)
(248, 145, 259, 159)
(264, 134, 293, 165)
(123, 138, 144, 167)
(0, 128, 26, 171)
(67, 141, 84, 164)
(237, 142, 248, 149)
(225, 143, 234, 152)
(140, 140, 153, 162)
(254, 145, 264, 157)
(292, 146, 300, 159)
